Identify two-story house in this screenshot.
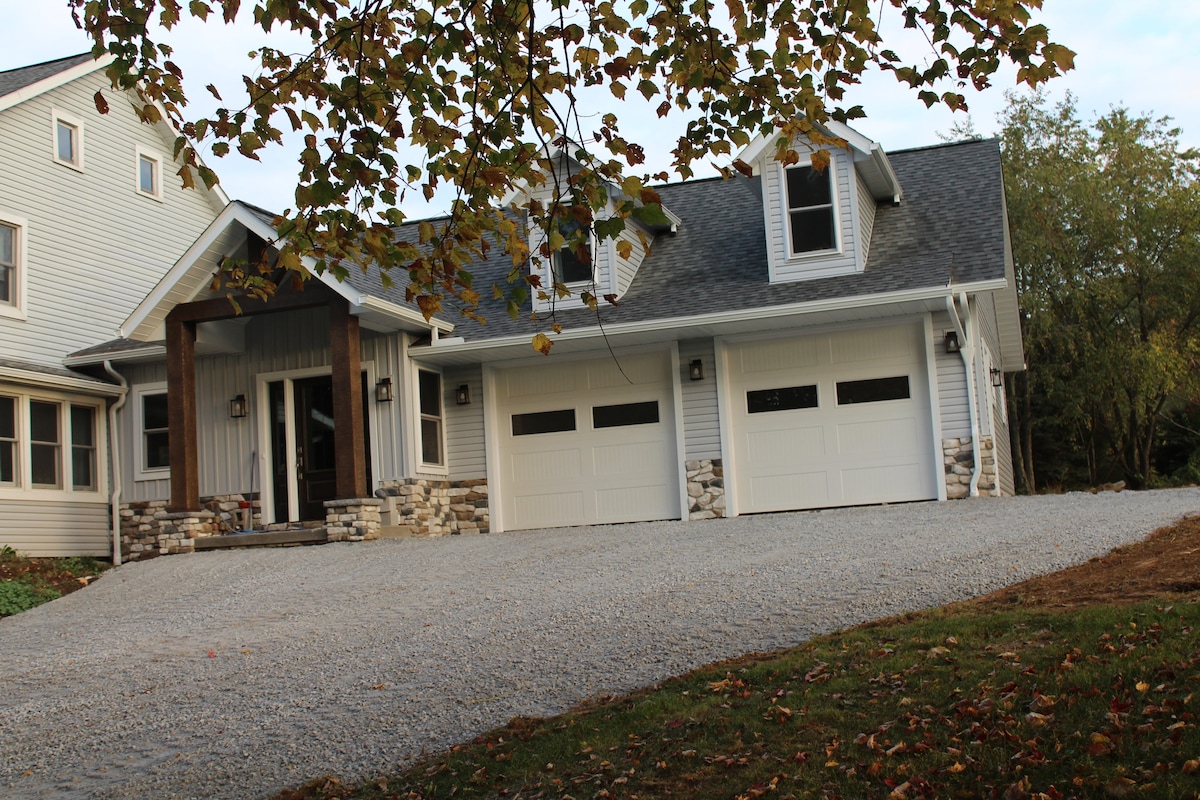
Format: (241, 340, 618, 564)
(0, 54, 226, 556)
(70, 122, 1021, 560)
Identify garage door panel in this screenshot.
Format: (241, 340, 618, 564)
(841, 463, 926, 503)
(596, 483, 672, 521)
(504, 365, 580, 398)
(513, 492, 585, 528)
(750, 471, 829, 511)
(510, 448, 582, 481)
(729, 324, 937, 514)
(588, 354, 663, 388)
(745, 426, 825, 466)
(592, 439, 669, 477)
(835, 417, 920, 456)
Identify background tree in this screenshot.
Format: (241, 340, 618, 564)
(75, 0, 1073, 346)
(999, 93, 1200, 490)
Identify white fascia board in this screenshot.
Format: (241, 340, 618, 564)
(737, 120, 876, 170)
(0, 365, 125, 397)
(870, 145, 903, 204)
(63, 345, 168, 368)
(425, 279, 1010, 357)
(355, 295, 456, 334)
(0, 55, 114, 114)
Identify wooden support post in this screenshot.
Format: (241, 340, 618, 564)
(165, 314, 200, 511)
(330, 300, 367, 499)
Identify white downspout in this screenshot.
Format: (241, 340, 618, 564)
(945, 293, 983, 497)
(103, 361, 128, 565)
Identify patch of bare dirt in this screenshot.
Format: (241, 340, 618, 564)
(960, 514, 1200, 612)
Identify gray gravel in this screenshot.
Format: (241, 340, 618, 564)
(2, 489, 1198, 799)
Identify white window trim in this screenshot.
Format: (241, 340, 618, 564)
(0, 211, 28, 320)
(0, 390, 107, 502)
(780, 156, 842, 260)
(412, 366, 448, 475)
(530, 224, 602, 313)
(51, 108, 86, 172)
(132, 381, 170, 482)
(135, 145, 165, 201)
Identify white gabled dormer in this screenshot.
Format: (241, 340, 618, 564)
(738, 120, 902, 284)
(507, 145, 679, 313)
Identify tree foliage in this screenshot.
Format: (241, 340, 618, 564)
(1000, 93, 1200, 489)
(74, 0, 1073, 333)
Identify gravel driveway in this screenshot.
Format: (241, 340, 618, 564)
(3, 489, 1199, 799)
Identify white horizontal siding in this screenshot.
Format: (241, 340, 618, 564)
(613, 223, 651, 296)
(0, 69, 221, 365)
(764, 146, 859, 282)
(444, 364, 486, 479)
(932, 309, 971, 439)
(678, 338, 721, 461)
(0, 498, 109, 557)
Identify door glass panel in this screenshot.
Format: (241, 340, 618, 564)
(592, 401, 659, 429)
(836, 376, 911, 405)
(747, 385, 818, 414)
(305, 381, 336, 471)
(512, 409, 576, 436)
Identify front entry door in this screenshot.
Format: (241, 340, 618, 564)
(268, 373, 374, 524)
(294, 376, 338, 521)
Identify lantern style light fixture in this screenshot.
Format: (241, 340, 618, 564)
(688, 359, 704, 381)
(375, 377, 394, 402)
(229, 394, 248, 419)
(991, 367, 1003, 388)
(455, 384, 471, 405)
(944, 331, 961, 353)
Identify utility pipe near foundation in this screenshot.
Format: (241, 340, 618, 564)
(103, 360, 128, 565)
(945, 293, 983, 497)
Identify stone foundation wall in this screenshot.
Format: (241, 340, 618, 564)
(686, 458, 725, 520)
(119, 502, 218, 561)
(201, 493, 263, 533)
(942, 435, 997, 499)
(375, 478, 489, 536)
(324, 498, 382, 542)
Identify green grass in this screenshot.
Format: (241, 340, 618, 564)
(283, 600, 1200, 800)
(0, 580, 61, 616)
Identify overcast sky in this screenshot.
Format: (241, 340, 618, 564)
(4, 0, 1198, 216)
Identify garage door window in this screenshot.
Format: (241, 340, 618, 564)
(836, 376, 910, 405)
(747, 385, 818, 414)
(512, 409, 576, 436)
(592, 400, 659, 429)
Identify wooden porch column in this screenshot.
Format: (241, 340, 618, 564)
(329, 300, 368, 498)
(165, 313, 200, 511)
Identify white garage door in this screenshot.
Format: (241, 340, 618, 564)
(727, 324, 938, 514)
(495, 351, 679, 531)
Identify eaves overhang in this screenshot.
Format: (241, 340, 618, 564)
(410, 279, 1009, 366)
(0, 364, 124, 397)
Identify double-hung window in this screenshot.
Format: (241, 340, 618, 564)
(785, 164, 837, 255)
(418, 370, 445, 468)
(71, 405, 97, 491)
(29, 400, 62, 489)
(552, 217, 593, 285)
(0, 221, 16, 309)
(0, 396, 16, 486)
(52, 110, 84, 171)
(0, 396, 102, 493)
(134, 384, 170, 480)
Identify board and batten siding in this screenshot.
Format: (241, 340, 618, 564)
(0, 68, 222, 365)
(117, 309, 406, 502)
(678, 338, 721, 461)
(0, 498, 110, 557)
(932, 309, 971, 440)
(761, 146, 859, 283)
(443, 363, 486, 480)
(856, 170, 877, 267)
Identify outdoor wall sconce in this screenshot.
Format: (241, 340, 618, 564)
(991, 367, 1003, 388)
(944, 331, 961, 353)
(229, 394, 248, 419)
(688, 359, 704, 381)
(375, 377, 394, 402)
(455, 384, 471, 405)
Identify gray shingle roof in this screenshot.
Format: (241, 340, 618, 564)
(0, 356, 116, 385)
(436, 137, 1008, 340)
(67, 338, 164, 360)
(0, 53, 97, 100)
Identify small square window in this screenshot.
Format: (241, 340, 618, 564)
(136, 148, 164, 200)
(52, 111, 84, 170)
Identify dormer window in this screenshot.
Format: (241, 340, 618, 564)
(785, 164, 837, 256)
(553, 217, 593, 284)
